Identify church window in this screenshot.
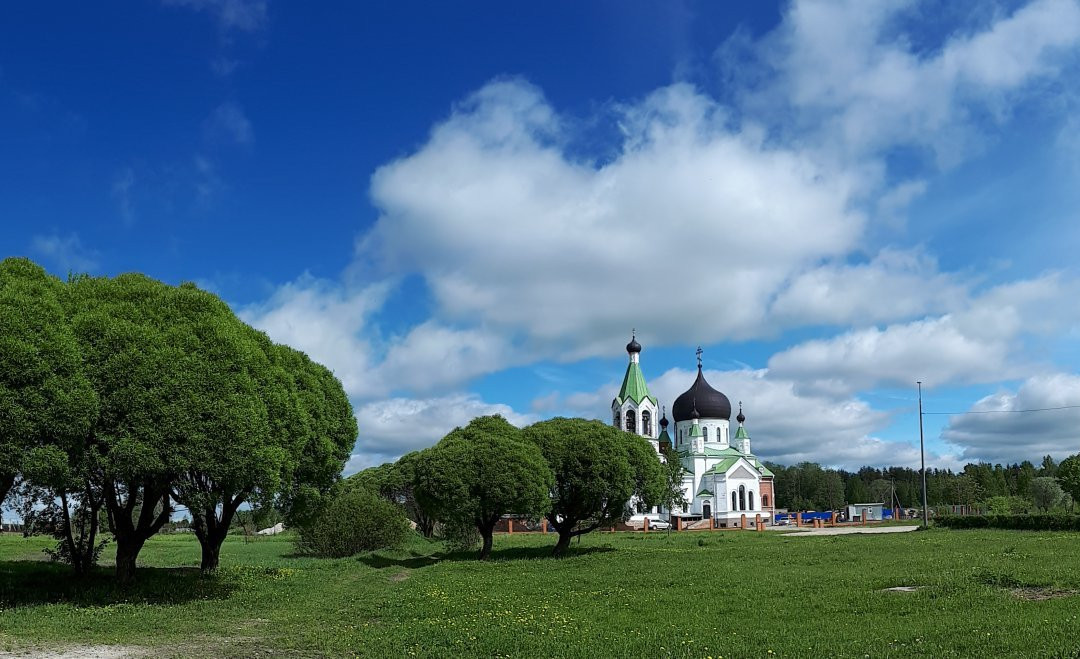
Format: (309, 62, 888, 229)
(763, 494, 769, 508)
(641, 410, 652, 436)
(613, 410, 620, 428)
(731, 491, 737, 510)
(703, 427, 709, 441)
(749, 490, 755, 510)
(625, 409, 636, 434)
(739, 485, 746, 511)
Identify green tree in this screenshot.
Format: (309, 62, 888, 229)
(347, 451, 435, 537)
(414, 416, 552, 559)
(522, 418, 664, 557)
(0, 259, 97, 509)
(1057, 455, 1080, 504)
(1030, 476, 1067, 511)
(273, 347, 357, 530)
(845, 477, 869, 504)
(658, 448, 688, 518)
(168, 299, 308, 573)
(1039, 455, 1058, 477)
(818, 472, 846, 510)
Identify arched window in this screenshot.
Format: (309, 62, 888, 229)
(703, 427, 709, 441)
(739, 485, 746, 511)
(732, 491, 737, 510)
(613, 410, 620, 428)
(703, 501, 711, 519)
(749, 490, 755, 510)
(641, 410, 652, 436)
(762, 494, 769, 508)
(625, 409, 636, 434)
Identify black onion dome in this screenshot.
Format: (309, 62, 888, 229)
(672, 367, 731, 422)
(659, 409, 669, 429)
(626, 334, 642, 354)
(736, 403, 745, 424)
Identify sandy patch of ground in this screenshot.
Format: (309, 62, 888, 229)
(0, 647, 147, 659)
(784, 525, 920, 537)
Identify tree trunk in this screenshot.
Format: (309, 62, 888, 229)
(200, 538, 222, 573)
(0, 472, 15, 513)
(105, 481, 172, 586)
(114, 536, 144, 586)
(479, 532, 493, 560)
(552, 530, 573, 557)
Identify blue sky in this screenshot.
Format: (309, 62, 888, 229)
(4, 0, 1080, 474)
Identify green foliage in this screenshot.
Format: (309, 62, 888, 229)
(937, 514, 1080, 531)
(346, 451, 435, 537)
(982, 495, 1032, 515)
(658, 448, 687, 514)
(274, 346, 357, 530)
(414, 416, 553, 558)
(1030, 476, 1069, 511)
(295, 488, 409, 558)
(437, 517, 482, 552)
(1057, 454, 1080, 503)
(0, 258, 97, 507)
(1, 260, 355, 582)
(522, 417, 663, 555)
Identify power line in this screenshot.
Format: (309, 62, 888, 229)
(923, 404, 1080, 416)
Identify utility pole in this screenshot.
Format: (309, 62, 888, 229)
(918, 381, 929, 528)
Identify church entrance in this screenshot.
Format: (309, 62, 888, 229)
(702, 502, 711, 520)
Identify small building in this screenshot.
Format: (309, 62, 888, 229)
(845, 503, 885, 522)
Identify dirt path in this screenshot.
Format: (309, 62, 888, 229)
(0, 648, 146, 659)
(783, 524, 920, 537)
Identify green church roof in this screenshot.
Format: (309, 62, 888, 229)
(615, 362, 657, 406)
(734, 425, 749, 440)
(705, 458, 740, 474)
(689, 421, 703, 438)
(697, 489, 714, 497)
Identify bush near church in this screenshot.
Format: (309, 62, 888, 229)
(295, 488, 410, 558)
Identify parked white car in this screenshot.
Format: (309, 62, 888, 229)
(628, 514, 671, 530)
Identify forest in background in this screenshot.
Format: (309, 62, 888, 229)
(766, 455, 1076, 513)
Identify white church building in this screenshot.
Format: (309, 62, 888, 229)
(612, 334, 775, 527)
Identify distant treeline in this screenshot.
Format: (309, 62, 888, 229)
(765, 456, 1066, 511)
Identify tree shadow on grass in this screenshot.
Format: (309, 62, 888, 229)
(0, 560, 239, 608)
(357, 544, 616, 570)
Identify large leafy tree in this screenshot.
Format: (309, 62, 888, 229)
(168, 291, 306, 573)
(65, 273, 212, 584)
(0, 259, 97, 508)
(523, 418, 663, 557)
(273, 345, 356, 530)
(414, 416, 552, 559)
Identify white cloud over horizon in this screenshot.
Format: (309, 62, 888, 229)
(237, 0, 1080, 473)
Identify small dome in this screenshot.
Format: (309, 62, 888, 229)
(626, 333, 641, 354)
(659, 408, 669, 429)
(736, 403, 745, 424)
(673, 366, 731, 422)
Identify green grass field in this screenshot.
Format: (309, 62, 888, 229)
(1, 528, 1078, 657)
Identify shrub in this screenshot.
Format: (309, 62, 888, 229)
(937, 514, 1080, 531)
(295, 488, 409, 558)
(437, 518, 481, 553)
